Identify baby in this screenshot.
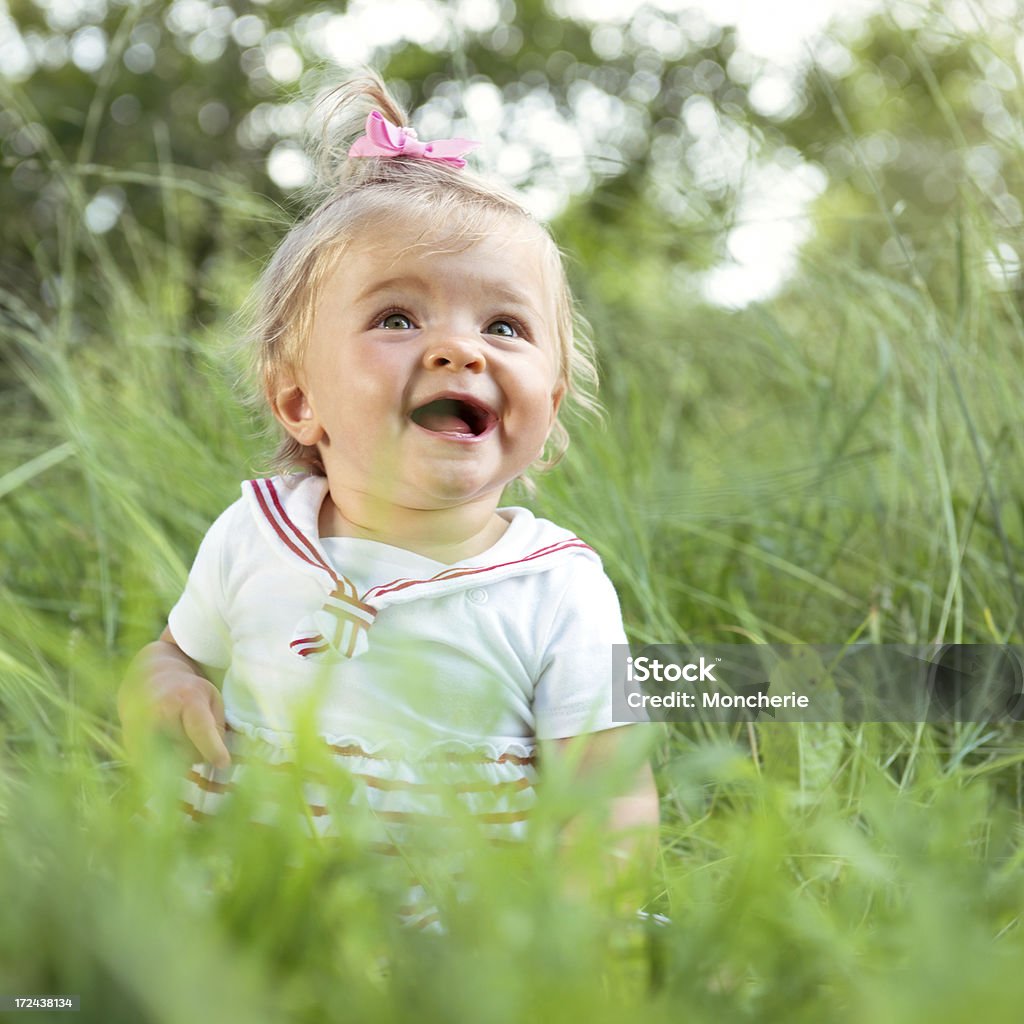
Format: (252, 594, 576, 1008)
(120, 74, 659, 878)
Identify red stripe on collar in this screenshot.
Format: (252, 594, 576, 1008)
(249, 478, 338, 584)
(363, 538, 593, 600)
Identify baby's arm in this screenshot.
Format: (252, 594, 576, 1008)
(546, 728, 660, 865)
(118, 628, 231, 769)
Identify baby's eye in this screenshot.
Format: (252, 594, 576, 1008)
(379, 312, 413, 330)
(486, 319, 518, 338)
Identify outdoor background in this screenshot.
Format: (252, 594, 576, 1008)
(1, 0, 1023, 1020)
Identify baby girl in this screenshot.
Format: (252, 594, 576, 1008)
(120, 73, 659, 890)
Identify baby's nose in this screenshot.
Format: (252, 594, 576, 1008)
(422, 335, 487, 372)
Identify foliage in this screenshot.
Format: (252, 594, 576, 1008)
(2, 1, 1024, 1020)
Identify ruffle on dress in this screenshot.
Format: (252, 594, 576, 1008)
(182, 725, 536, 840)
(180, 719, 537, 930)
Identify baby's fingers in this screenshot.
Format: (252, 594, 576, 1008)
(181, 695, 231, 770)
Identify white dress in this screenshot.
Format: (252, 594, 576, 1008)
(169, 475, 630, 923)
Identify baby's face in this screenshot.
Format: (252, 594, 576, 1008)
(278, 217, 564, 514)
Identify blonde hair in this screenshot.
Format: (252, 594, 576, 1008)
(247, 70, 599, 476)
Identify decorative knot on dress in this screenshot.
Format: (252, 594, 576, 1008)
(290, 575, 377, 661)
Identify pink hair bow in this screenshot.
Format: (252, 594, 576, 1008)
(348, 111, 479, 169)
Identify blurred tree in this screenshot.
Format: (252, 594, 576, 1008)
(0, 0, 772, 329)
(784, 7, 1023, 308)
(1, 1, 1020, 348)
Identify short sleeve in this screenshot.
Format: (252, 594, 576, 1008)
(166, 502, 240, 669)
(532, 560, 630, 740)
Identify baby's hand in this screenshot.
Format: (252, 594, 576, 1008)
(119, 629, 231, 769)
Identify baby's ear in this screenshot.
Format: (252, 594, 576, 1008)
(270, 375, 323, 446)
(549, 382, 566, 424)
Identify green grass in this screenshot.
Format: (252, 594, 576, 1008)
(3, 54, 1024, 1024)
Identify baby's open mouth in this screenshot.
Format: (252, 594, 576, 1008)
(410, 397, 496, 437)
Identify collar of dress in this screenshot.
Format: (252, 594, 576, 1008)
(242, 475, 597, 662)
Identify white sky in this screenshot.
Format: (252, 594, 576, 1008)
(683, 0, 883, 306)
(560, 0, 881, 63)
